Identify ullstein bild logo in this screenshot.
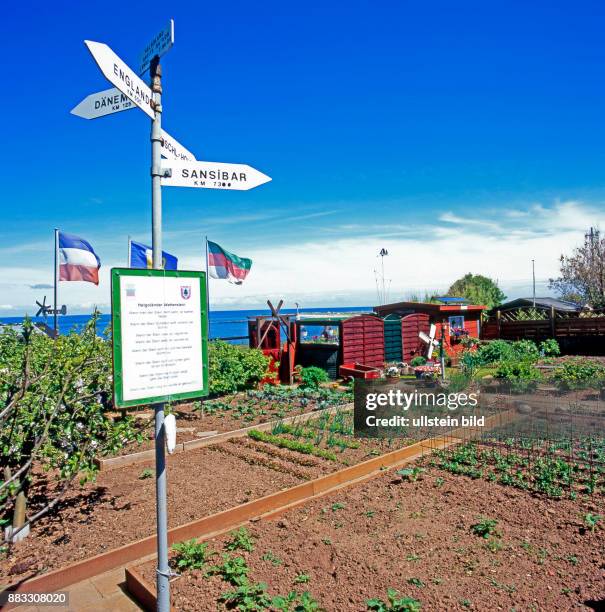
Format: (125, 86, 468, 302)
(353, 380, 485, 439)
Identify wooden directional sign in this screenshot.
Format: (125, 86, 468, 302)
(161, 161, 271, 191)
(161, 130, 196, 162)
(84, 40, 155, 119)
(70, 87, 135, 120)
(139, 19, 175, 74)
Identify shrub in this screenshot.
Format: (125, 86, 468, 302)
(208, 340, 270, 395)
(298, 366, 329, 389)
(539, 338, 560, 357)
(495, 360, 542, 393)
(410, 356, 427, 367)
(552, 358, 605, 390)
(473, 339, 540, 366)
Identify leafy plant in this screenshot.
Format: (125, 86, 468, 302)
(294, 572, 311, 584)
(539, 338, 560, 357)
(208, 554, 250, 585)
(583, 513, 602, 533)
(410, 356, 427, 367)
(494, 359, 542, 392)
(407, 578, 425, 588)
(261, 550, 282, 566)
(225, 527, 255, 552)
(208, 340, 270, 395)
(248, 429, 337, 461)
(139, 468, 153, 480)
(367, 588, 421, 611)
(220, 580, 273, 610)
(298, 366, 329, 389)
(470, 517, 499, 539)
(552, 358, 605, 390)
(397, 467, 424, 482)
(171, 539, 214, 571)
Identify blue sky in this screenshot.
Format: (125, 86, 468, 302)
(1, 1, 604, 313)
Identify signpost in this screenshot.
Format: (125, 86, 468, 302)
(138, 19, 174, 75)
(70, 87, 135, 120)
(84, 40, 155, 119)
(162, 160, 271, 190)
(111, 269, 207, 408)
(160, 129, 196, 162)
(75, 20, 271, 611)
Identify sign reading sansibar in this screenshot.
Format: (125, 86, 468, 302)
(162, 160, 271, 191)
(111, 269, 208, 408)
(85, 40, 155, 119)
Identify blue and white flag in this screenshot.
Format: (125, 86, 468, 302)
(130, 240, 178, 270)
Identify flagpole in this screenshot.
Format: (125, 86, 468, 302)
(205, 236, 210, 342)
(53, 228, 59, 338)
(127, 235, 132, 268)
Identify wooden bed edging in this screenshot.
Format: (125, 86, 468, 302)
(95, 403, 353, 471)
(0, 433, 451, 606)
(1, 407, 520, 609)
(124, 435, 456, 611)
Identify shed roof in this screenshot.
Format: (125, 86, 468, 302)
(494, 297, 581, 313)
(374, 301, 486, 318)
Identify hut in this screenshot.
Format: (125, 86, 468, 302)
(374, 299, 486, 361)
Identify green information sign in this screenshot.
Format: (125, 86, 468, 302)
(111, 268, 208, 408)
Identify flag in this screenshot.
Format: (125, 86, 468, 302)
(59, 231, 101, 284)
(130, 240, 178, 270)
(207, 240, 252, 284)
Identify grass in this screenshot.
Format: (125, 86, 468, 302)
(248, 429, 338, 461)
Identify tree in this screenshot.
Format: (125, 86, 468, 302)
(446, 273, 506, 310)
(0, 313, 142, 541)
(549, 227, 605, 307)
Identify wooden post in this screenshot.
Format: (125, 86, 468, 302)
(550, 306, 556, 338)
(496, 310, 501, 338)
(13, 491, 26, 530)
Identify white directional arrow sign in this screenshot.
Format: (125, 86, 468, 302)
(70, 87, 136, 120)
(139, 19, 174, 74)
(84, 40, 155, 119)
(161, 161, 271, 191)
(160, 130, 196, 162)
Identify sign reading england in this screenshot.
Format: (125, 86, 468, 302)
(111, 268, 208, 408)
(85, 40, 155, 119)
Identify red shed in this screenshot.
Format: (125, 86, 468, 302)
(374, 300, 486, 361)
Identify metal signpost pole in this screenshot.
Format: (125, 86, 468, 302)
(150, 56, 170, 612)
(53, 228, 59, 337)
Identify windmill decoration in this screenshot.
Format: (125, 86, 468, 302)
(419, 324, 440, 359)
(35, 296, 67, 321)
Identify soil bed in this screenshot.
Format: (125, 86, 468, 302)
(0, 415, 406, 586)
(113, 386, 352, 456)
(141, 465, 605, 611)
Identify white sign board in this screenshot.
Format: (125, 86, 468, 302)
(161, 129, 196, 161)
(139, 19, 175, 74)
(85, 40, 155, 119)
(161, 160, 272, 191)
(111, 269, 207, 406)
(70, 87, 136, 120)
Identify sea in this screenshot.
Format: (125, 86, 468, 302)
(0, 307, 371, 344)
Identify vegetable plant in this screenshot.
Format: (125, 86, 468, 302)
(367, 589, 422, 611)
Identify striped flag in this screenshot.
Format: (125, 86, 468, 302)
(207, 240, 252, 285)
(59, 232, 101, 285)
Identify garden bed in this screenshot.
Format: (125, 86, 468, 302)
(0, 410, 410, 586)
(135, 464, 605, 611)
(112, 385, 352, 456)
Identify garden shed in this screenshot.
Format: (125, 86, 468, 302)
(374, 300, 486, 360)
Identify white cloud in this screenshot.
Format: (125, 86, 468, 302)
(0, 200, 603, 314)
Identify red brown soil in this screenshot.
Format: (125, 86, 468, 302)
(0, 432, 400, 585)
(140, 466, 605, 611)
(114, 393, 350, 456)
